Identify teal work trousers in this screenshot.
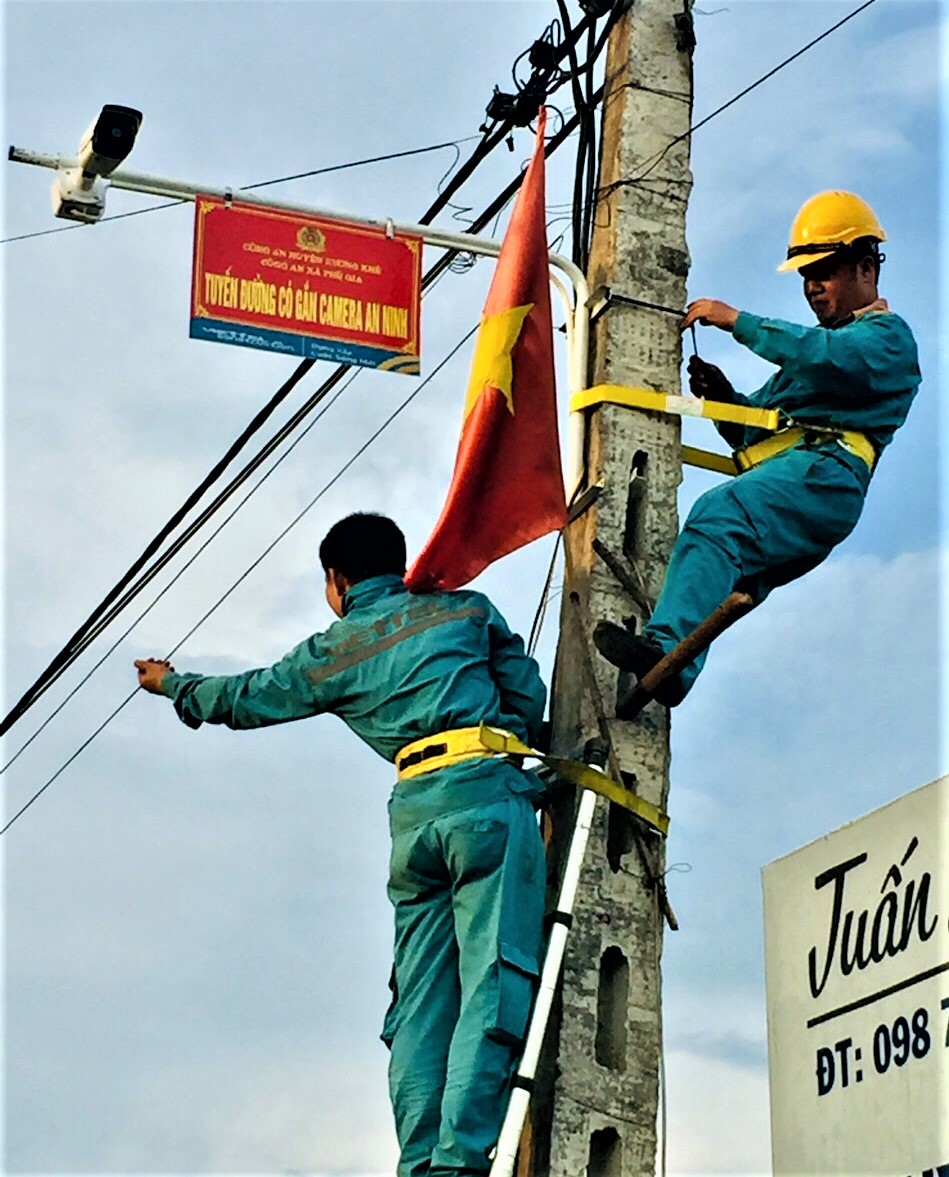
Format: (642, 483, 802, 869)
(644, 445, 869, 695)
(385, 764, 546, 1176)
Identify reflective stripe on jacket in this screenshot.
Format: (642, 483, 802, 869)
(159, 574, 547, 765)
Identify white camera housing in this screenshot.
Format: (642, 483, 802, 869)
(51, 104, 143, 223)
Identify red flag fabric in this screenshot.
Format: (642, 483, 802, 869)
(405, 109, 567, 591)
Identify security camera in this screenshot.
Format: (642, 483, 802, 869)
(51, 104, 142, 223)
(77, 104, 142, 177)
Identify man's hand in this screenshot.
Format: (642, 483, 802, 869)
(687, 355, 736, 403)
(681, 299, 739, 333)
(135, 658, 174, 695)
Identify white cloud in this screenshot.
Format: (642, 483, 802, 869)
(662, 1050, 771, 1175)
(688, 4, 941, 266)
(204, 1055, 399, 1174)
(664, 981, 767, 1063)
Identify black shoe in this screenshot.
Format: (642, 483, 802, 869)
(592, 622, 686, 708)
(593, 622, 663, 675)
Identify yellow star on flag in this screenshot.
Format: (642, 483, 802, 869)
(463, 303, 534, 419)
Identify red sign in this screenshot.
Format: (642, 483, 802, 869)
(190, 196, 422, 374)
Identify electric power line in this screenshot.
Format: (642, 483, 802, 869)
(4, 0, 864, 745)
(18, 264, 463, 710)
(686, 0, 879, 147)
(3, 0, 873, 808)
(0, 371, 362, 777)
(0, 357, 321, 735)
(2, 75, 598, 764)
(527, 534, 563, 658)
(600, 0, 880, 199)
(0, 324, 478, 837)
(1, 130, 512, 736)
(2, 4, 617, 738)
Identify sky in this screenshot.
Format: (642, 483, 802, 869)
(2, 1, 945, 1175)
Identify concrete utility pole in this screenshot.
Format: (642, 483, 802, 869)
(524, 2, 694, 1173)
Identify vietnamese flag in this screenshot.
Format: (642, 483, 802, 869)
(405, 109, 567, 591)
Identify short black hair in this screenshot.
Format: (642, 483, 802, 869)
(319, 513, 406, 582)
(846, 235, 885, 278)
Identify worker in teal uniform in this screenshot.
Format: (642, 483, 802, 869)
(134, 513, 547, 1177)
(594, 191, 922, 703)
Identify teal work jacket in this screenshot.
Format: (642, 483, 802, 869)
(722, 310, 921, 453)
(159, 575, 547, 767)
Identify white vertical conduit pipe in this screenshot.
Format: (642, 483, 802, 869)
(548, 268, 590, 504)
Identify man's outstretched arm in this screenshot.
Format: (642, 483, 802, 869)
(134, 638, 332, 730)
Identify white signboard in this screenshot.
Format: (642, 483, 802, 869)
(762, 775, 948, 1176)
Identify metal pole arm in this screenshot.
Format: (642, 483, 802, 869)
(8, 143, 592, 493)
(7, 144, 587, 294)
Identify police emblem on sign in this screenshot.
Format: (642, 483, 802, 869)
(297, 225, 326, 253)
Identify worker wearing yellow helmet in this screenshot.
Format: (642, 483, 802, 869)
(594, 191, 921, 702)
(777, 189, 888, 274)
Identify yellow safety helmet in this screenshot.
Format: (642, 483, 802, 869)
(778, 190, 887, 273)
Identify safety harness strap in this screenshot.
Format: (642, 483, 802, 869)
(735, 425, 876, 472)
(571, 384, 876, 476)
(682, 444, 739, 476)
(395, 724, 669, 836)
(394, 726, 488, 779)
(571, 383, 781, 431)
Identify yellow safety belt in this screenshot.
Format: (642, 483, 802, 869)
(571, 385, 876, 475)
(571, 383, 781, 431)
(735, 425, 876, 472)
(394, 725, 488, 778)
(682, 444, 739, 476)
(395, 723, 669, 836)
